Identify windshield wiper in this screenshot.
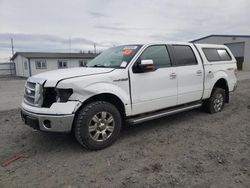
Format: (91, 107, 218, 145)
(89, 64, 107, 67)
(88, 64, 119, 68)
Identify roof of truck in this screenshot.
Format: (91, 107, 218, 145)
(194, 43, 229, 48)
(141, 42, 227, 48)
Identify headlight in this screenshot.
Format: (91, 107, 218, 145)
(56, 89, 73, 102)
(34, 83, 43, 106)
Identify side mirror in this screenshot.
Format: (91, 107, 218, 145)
(133, 59, 154, 73)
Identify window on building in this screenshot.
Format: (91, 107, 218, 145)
(24, 61, 28, 70)
(58, 60, 68, 69)
(138, 45, 171, 69)
(172, 45, 197, 66)
(79, 60, 87, 67)
(202, 48, 231, 62)
(35, 60, 47, 69)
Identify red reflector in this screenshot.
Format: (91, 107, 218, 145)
(146, 65, 153, 70)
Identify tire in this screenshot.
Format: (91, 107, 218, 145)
(74, 101, 122, 150)
(203, 87, 226, 114)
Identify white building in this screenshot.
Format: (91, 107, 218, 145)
(191, 35, 250, 71)
(11, 52, 98, 77)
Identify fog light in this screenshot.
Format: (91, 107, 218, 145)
(43, 120, 51, 128)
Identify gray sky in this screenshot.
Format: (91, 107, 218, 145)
(0, 0, 249, 61)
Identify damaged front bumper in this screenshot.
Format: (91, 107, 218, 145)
(21, 101, 81, 132)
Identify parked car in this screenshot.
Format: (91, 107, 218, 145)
(21, 42, 237, 150)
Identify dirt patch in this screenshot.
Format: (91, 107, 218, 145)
(0, 79, 250, 187)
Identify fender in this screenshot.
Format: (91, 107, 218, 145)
(204, 70, 229, 99)
(68, 82, 131, 115)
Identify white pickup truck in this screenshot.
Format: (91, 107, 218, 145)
(21, 42, 237, 150)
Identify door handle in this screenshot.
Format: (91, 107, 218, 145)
(170, 73, 177, 79)
(196, 70, 202, 76)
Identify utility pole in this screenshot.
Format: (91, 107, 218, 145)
(11, 38, 14, 56)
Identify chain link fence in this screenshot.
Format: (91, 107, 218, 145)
(0, 62, 16, 77)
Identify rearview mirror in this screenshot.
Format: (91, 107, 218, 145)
(133, 59, 154, 73)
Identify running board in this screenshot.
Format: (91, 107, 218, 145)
(127, 102, 202, 125)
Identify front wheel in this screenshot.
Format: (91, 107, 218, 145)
(74, 101, 122, 150)
(203, 87, 226, 114)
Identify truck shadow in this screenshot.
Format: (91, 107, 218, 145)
(120, 108, 203, 138)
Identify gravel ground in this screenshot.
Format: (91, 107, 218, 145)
(0, 79, 249, 188)
(0, 77, 26, 111)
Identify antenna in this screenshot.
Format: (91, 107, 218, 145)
(69, 36, 71, 63)
(11, 38, 14, 56)
(94, 43, 96, 54)
(69, 37, 71, 54)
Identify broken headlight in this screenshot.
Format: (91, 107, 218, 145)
(56, 89, 73, 102)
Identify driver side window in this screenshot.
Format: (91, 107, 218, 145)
(139, 45, 172, 69)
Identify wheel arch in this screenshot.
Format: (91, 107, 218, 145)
(211, 78, 229, 103)
(74, 93, 126, 118)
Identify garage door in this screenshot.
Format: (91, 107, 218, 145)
(225, 42, 245, 70)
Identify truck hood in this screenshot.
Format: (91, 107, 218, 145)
(28, 67, 114, 87)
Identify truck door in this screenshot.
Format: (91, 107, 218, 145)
(170, 44, 204, 104)
(129, 45, 177, 115)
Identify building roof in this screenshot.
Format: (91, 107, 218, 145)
(190, 34, 250, 43)
(11, 52, 98, 61)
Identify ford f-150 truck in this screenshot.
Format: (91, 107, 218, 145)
(21, 42, 237, 150)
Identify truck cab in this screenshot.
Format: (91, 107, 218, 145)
(21, 42, 237, 150)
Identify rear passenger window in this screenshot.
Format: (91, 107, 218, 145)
(203, 48, 231, 62)
(172, 45, 197, 66)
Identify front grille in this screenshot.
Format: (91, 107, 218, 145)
(24, 81, 58, 108)
(26, 82, 36, 89)
(24, 81, 43, 106)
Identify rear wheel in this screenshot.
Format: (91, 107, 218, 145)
(203, 87, 226, 113)
(74, 101, 121, 150)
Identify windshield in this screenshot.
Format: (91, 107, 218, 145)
(87, 45, 142, 68)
